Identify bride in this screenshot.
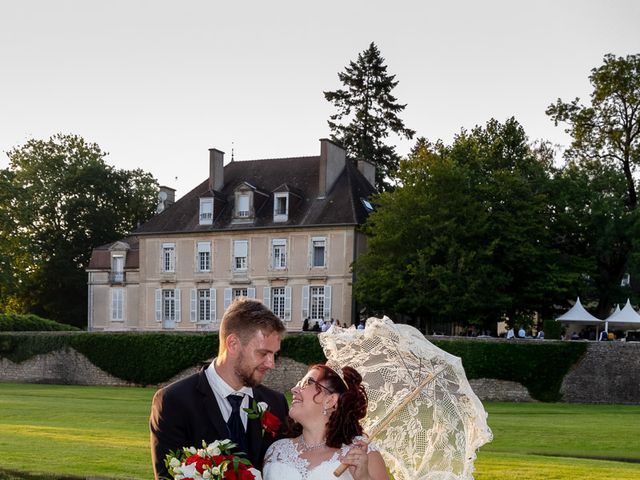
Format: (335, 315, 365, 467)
(262, 364, 389, 480)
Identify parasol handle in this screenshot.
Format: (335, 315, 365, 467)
(333, 364, 447, 477)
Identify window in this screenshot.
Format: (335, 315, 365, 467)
(311, 237, 326, 268)
(111, 255, 125, 283)
(111, 288, 124, 321)
(272, 239, 287, 269)
(162, 289, 177, 321)
(196, 241, 211, 272)
(237, 194, 250, 217)
(198, 289, 211, 322)
(302, 285, 331, 321)
(310, 286, 325, 320)
(199, 198, 213, 225)
(271, 287, 286, 319)
(162, 243, 175, 272)
(273, 193, 289, 222)
(234, 240, 248, 271)
(233, 288, 248, 299)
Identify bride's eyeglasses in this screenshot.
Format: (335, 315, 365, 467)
(295, 377, 335, 394)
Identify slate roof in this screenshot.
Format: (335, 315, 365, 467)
(133, 156, 376, 235)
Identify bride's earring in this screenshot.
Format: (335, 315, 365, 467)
(322, 405, 327, 415)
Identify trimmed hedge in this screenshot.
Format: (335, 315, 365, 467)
(0, 332, 587, 401)
(0, 314, 80, 332)
(431, 339, 588, 402)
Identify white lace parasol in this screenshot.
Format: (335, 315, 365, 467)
(319, 316, 492, 480)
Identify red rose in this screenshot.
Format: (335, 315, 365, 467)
(195, 456, 213, 473)
(184, 454, 200, 465)
(261, 410, 281, 437)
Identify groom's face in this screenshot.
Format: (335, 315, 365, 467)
(234, 329, 281, 387)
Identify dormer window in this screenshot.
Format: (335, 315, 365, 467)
(237, 194, 250, 218)
(199, 198, 213, 225)
(273, 193, 289, 222)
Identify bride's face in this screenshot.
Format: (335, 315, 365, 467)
(289, 369, 334, 423)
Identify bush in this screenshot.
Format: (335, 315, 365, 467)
(0, 332, 587, 401)
(543, 319, 562, 340)
(0, 314, 80, 332)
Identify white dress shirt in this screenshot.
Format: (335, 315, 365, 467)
(205, 360, 254, 429)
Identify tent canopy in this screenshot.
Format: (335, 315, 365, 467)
(605, 299, 640, 329)
(556, 297, 601, 325)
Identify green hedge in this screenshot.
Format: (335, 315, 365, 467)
(0, 332, 587, 401)
(431, 339, 588, 402)
(0, 314, 80, 332)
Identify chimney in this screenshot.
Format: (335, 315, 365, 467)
(357, 160, 376, 187)
(209, 148, 225, 191)
(319, 138, 346, 198)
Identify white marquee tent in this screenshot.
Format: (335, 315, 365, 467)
(556, 297, 602, 338)
(604, 299, 640, 331)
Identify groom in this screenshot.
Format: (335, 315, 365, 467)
(150, 298, 289, 479)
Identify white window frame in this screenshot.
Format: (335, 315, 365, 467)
(161, 242, 176, 273)
(237, 194, 250, 218)
(160, 288, 180, 322)
(196, 241, 211, 272)
(310, 236, 326, 268)
(111, 288, 124, 322)
(272, 238, 287, 270)
(191, 288, 214, 323)
(199, 198, 214, 225)
(302, 285, 331, 321)
(273, 193, 289, 222)
(233, 240, 248, 272)
(224, 287, 255, 310)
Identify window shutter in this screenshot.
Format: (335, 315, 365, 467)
(323, 285, 332, 320)
(284, 286, 292, 321)
(302, 285, 309, 319)
(190, 288, 197, 322)
(155, 289, 162, 322)
(247, 288, 255, 299)
(263, 287, 271, 309)
(111, 289, 116, 320)
(210, 288, 216, 322)
(175, 289, 181, 322)
(224, 288, 232, 310)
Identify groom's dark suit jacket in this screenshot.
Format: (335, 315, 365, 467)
(150, 366, 288, 480)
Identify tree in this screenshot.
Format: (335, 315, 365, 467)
(324, 42, 415, 191)
(547, 53, 640, 208)
(353, 118, 567, 333)
(0, 134, 158, 327)
(547, 53, 640, 315)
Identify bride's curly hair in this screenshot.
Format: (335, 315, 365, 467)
(287, 364, 367, 448)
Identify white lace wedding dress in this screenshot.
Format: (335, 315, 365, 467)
(262, 436, 378, 480)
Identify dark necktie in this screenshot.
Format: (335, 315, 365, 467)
(226, 394, 246, 452)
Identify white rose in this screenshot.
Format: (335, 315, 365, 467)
(187, 446, 197, 454)
(210, 466, 221, 476)
(202, 470, 211, 479)
(197, 448, 207, 457)
(206, 441, 222, 456)
(257, 401, 268, 413)
(179, 463, 198, 478)
(169, 457, 181, 468)
(250, 467, 263, 480)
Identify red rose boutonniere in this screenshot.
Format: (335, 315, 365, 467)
(244, 400, 281, 438)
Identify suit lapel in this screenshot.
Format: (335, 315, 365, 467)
(196, 368, 229, 440)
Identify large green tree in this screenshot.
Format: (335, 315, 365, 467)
(0, 134, 158, 327)
(324, 42, 415, 191)
(547, 53, 640, 315)
(354, 118, 568, 332)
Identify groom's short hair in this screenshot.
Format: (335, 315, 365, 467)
(219, 298, 286, 347)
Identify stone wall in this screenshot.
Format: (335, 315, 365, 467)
(1, 341, 639, 404)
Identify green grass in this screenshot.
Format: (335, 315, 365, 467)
(0, 384, 639, 479)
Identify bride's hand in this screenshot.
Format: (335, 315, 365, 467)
(339, 440, 370, 480)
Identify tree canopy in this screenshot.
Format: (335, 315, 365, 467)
(324, 42, 415, 191)
(0, 134, 158, 327)
(353, 118, 571, 332)
(547, 53, 640, 316)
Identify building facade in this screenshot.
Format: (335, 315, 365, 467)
(87, 139, 376, 331)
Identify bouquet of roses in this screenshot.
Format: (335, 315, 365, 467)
(164, 439, 262, 480)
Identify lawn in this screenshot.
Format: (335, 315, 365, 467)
(0, 383, 639, 479)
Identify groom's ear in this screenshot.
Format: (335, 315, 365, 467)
(226, 333, 241, 355)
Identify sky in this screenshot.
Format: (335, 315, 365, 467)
(1, 0, 639, 199)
